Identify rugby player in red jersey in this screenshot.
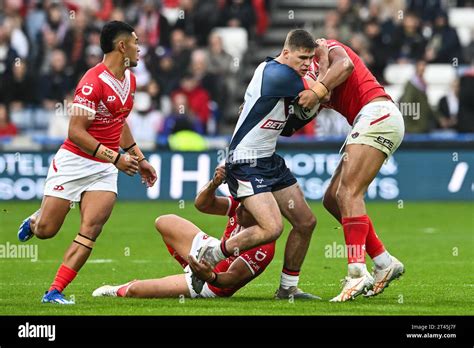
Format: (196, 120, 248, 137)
(295, 39, 405, 302)
(17, 21, 157, 304)
(92, 166, 277, 299)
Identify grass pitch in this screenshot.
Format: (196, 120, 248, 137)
(0, 201, 472, 315)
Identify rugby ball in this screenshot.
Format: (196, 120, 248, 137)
(291, 100, 320, 121)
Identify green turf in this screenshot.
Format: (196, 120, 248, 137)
(0, 201, 473, 315)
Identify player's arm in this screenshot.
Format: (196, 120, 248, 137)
(318, 46, 354, 91)
(120, 122, 157, 187)
(194, 165, 229, 215)
(68, 107, 138, 176)
(188, 256, 254, 288)
(298, 46, 354, 109)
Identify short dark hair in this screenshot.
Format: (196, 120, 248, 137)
(284, 29, 316, 51)
(100, 21, 135, 54)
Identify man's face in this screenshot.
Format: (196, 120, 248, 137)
(123, 32, 140, 68)
(283, 47, 315, 77)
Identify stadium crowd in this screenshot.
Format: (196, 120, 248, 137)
(0, 0, 473, 145)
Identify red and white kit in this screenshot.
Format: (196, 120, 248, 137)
(44, 63, 136, 202)
(310, 40, 404, 157)
(170, 196, 276, 298)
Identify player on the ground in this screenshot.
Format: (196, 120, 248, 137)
(92, 166, 276, 299)
(296, 39, 405, 302)
(17, 21, 157, 304)
(191, 29, 327, 300)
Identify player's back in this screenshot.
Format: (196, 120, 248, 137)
(228, 58, 308, 162)
(312, 40, 390, 125)
(62, 63, 136, 162)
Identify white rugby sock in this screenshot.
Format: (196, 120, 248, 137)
(373, 251, 392, 270)
(348, 263, 368, 278)
(280, 272, 299, 289)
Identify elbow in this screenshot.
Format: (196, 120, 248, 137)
(194, 199, 208, 213)
(345, 59, 354, 75)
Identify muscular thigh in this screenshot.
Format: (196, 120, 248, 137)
(157, 215, 204, 258)
(272, 183, 313, 225)
(339, 144, 386, 193)
(79, 191, 116, 239)
(36, 195, 72, 234)
(241, 192, 282, 228)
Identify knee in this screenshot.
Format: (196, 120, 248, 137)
(264, 219, 284, 242)
(155, 214, 176, 236)
(34, 220, 59, 240)
(294, 214, 317, 235)
(80, 222, 103, 240)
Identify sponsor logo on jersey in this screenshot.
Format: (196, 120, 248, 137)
(351, 132, 359, 139)
(53, 185, 64, 191)
(107, 96, 116, 102)
(374, 135, 394, 150)
(260, 119, 285, 130)
(81, 84, 93, 96)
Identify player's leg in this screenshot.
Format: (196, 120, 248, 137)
(271, 183, 320, 299)
(219, 192, 283, 258)
(155, 214, 202, 258)
(93, 275, 191, 298)
(322, 159, 343, 223)
(191, 192, 282, 294)
(43, 191, 116, 304)
(18, 195, 71, 242)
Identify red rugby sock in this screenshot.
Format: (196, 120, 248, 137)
(342, 215, 369, 264)
(365, 216, 385, 258)
(49, 264, 77, 292)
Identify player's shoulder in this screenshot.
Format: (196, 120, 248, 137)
(263, 58, 300, 83)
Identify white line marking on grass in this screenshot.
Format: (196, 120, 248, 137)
(88, 259, 114, 263)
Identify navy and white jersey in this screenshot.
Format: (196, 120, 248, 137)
(228, 57, 308, 162)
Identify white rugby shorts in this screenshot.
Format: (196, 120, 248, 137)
(342, 101, 405, 158)
(43, 149, 118, 202)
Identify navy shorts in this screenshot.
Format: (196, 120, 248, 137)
(225, 154, 297, 200)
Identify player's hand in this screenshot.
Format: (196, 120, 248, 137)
(138, 159, 158, 187)
(116, 154, 139, 176)
(212, 165, 226, 187)
(298, 89, 319, 109)
(315, 38, 328, 59)
(188, 255, 214, 282)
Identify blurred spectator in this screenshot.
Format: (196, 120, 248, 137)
(135, 0, 171, 48)
(364, 19, 390, 83)
(391, 11, 426, 63)
(84, 44, 102, 69)
(169, 28, 192, 78)
(0, 19, 18, 104)
(162, 92, 204, 136)
(172, 73, 211, 131)
(406, 0, 443, 24)
(313, 10, 351, 43)
(336, 0, 363, 33)
(38, 49, 74, 111)
(62, 10, 89, 80)
(47, 91, 72, 139)
(437, 79, 460, 130)
(399, 60, 439, 133)
(424, 11, 463, 64)
(127, 92, 163, 146)
(8, 60, 35, 130)
(457, 67, 474, 133)
(0, 104, 18, 137)
(175, 0, 218, 47)
(4, 16, 29, 59)
(219, 0, 256, 36)
(190, 49, 226, 115)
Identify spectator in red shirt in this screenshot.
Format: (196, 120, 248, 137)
(0, 104, 18, 137)
(172, 73, 211, 131)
